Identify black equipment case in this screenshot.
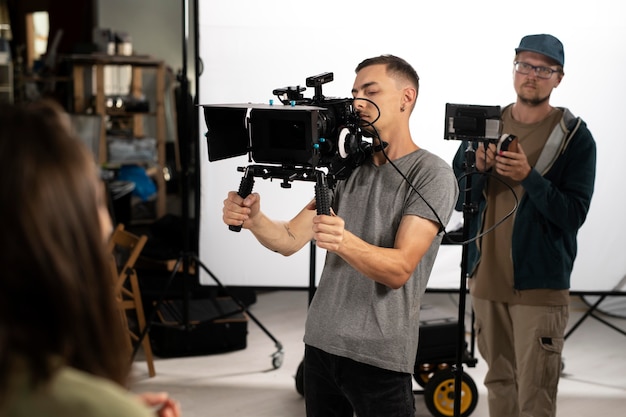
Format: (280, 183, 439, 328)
(149, 297, 248, 358)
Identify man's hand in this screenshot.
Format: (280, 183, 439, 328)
(312, 211, 346, 252)
(222, 191, 261, 230)
(494, 142, 532, 181)
(476, 141, 496, 172)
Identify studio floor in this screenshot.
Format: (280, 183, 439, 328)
(129, 290, 626, 417)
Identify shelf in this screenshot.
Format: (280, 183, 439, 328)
(66, 54, 167, 222)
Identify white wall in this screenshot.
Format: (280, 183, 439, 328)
(197, 0, 626, 292)
(97, 0, 195, 87)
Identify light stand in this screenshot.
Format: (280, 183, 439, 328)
(132, 0, 284, 368)
(453, 141, 478, 417)
(178, 0, 192, 329)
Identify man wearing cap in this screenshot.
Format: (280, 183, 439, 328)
(452, 34, 596, 417)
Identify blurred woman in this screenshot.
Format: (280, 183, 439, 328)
(0, 100, 179, 417)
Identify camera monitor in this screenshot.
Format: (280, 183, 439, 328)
(444, 103, 502, 141)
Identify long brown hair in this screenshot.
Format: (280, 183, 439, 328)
(0, 100, 130, 400)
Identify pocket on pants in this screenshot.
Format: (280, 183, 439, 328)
(537, 335, 564, 391)
(538, 335, 564, 354)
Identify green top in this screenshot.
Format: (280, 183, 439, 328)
(2, 364, 153, 417)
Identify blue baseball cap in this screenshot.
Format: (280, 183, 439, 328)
(515, 34, 564, 67)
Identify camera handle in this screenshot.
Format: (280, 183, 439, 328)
(229, 164, 333, 232)
(229, 166, 256, 232)
(314, 170, 331, 215)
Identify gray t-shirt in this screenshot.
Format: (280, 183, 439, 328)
(303, 148, 458, 373)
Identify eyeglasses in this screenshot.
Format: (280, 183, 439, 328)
(514, 61, 560, 79)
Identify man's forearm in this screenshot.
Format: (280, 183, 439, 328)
(249, 211, 313, 256)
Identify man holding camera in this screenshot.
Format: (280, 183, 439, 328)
(222, 55, 458, 416)
(452, 34, 597, 417)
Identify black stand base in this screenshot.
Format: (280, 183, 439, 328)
(135, 252, 284, 369)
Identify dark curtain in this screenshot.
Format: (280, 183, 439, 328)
(7, 0, 96, 62)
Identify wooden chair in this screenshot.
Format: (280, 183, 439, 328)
(107, 223, 156, 377)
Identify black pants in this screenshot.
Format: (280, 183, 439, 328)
(304, 345, 415, 417)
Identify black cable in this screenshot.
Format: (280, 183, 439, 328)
(447, 170, 518, 246)
(353, 98, 518, 242)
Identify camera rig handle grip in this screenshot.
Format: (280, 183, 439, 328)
(315, 171, 331, 216)
(230, 167, 255, 232)
(229, 164, 332, 231)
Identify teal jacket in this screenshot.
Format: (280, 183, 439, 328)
(452, 106, 596, 290)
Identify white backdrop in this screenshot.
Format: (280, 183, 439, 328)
(196, 0, 625, 292)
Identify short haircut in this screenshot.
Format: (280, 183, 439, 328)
(355, 54, 420, 95)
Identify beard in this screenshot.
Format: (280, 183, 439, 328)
(518, 83, 551, 106)
(519, 94, 550, 107)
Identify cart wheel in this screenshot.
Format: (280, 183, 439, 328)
(423, 369, 478, 417)
(414, 363, 450, 387)
(295, 360, 305, 396)
(272, 350, 284, 369)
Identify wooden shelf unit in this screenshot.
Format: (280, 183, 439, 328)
(66, 54, 167, 220)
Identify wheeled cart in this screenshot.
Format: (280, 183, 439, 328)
(414, 312, 479, 417)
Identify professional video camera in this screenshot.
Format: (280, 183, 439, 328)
(201, 72, 374, 229)
(202, 72, 372, 183)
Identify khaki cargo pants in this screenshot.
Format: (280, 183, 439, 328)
(472, 297, 568, 417)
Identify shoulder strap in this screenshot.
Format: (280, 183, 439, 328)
(534, 108, 580, 174)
